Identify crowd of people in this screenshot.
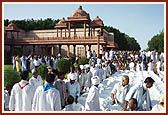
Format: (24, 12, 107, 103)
(4, 49, 165, 111)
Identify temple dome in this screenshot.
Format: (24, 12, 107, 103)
(91, 16, 104, 27)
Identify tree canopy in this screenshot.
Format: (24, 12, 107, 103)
(4, 18, 60, 32)
(104, 26, 141, 51)
(147, 32, 164, 53)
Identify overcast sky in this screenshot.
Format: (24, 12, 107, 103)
(3, 3, 165, 50)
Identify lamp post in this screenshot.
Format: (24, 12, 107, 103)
(97, 30, 101, 57)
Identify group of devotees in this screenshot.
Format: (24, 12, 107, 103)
(4, 49, 165, 111)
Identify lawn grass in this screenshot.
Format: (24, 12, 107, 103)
(4, 65, 33, 88)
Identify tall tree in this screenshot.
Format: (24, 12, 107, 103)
(147, 32, 164, 53)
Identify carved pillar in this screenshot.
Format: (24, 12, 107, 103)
(51, 46, 55, 56)
(84, 45, 86, 57)
(65, 29, 66, 38)
(88, 45, 91, 51)
(57, 29, 58, 38)
(68, 22, 71, 38)
(97, 36, 100, 57)
(73, 45, 76, 56)
(59, 45, 62, 54)
(45, 45, 48, 56)
(84, 22, 86, 39)
(93, 28, 95, 37)
(10, 45, 14, 57)
(67, 45, 70, 57)
(33, 45, 35, 55)
(74, 24, 76, 38)
(61, 29, 62, 38)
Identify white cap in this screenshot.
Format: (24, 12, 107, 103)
(159, 95, 164, 103)
(102, 63, 105, 66)
(58, 53, 61, 57)
(84, 64, 90, 69)
(91, 76, 100, 85)
(31, 69, 37, 74)
(69, 73, 77, 80)
(80, 65, 84, 70)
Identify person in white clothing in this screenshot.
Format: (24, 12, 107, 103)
(92, 50, 96, 59)
(63, 95, 74, 111)
(87, 50, 91, 59)
(32, 73, 61, 111)
(33, 56, 41, 68)
(147, 60, 154, 71)
(129, 60, 135, 71)
(9, 71, 35, 111)
(127, 98, 141, 111)
(84, 64, 93, 91)
(123, 77, 155, 111)
(136, 61, 141, 71)
(152, 95, 165, 111)
(66, 73, 80, 104)
(85, 76, 101, 111)
(29, 69, 43, 90)
(156, 59, 162, 74)
(111, 75, 130, 107)
(102, 63, 107, 80)
(4, 83, 13, 111)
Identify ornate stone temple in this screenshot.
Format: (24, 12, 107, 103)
(4, 6, 118, 57)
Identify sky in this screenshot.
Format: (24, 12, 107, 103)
(3, 3, 165, 50)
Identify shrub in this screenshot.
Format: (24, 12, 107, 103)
(78, 56, 89, 65)
(56, 58, 71, 74)
(4, 65, 20, 88)
(37, 64, 48, 80)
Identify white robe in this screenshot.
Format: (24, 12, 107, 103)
(66, 81, 80, 99)
(152, 104, 165, 111)
(32, 86, 61, 111)
(29, 75, 43, 90)
(78, 73, 87, 91)
(147, 62, 154, 71)
(9, 80, 35, 111)
(125, 84, 152, 111)
(111, 83, 130, 107)
(102, 67, 107, 80)
(85, 71, 93, 89)
(4, 90, 10, 110)
(85, 85, 100, 111)
(129, 62, 135, 71)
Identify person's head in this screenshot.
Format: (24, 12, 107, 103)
(92, 62, 95, 68)
(46, 74, 55, 84)
(5, 83, 13, 94)
(159, 95, 164, 107)
(77, 68, 81, 75)
(144, 77, 155, 88)
(70, 73, 76, 84)
(58, 72, 65, 80)
(86, 67, 90, 73)
(80, 65, 85, 73)
(122, 75, 129, 87)
(91, 76, 100, 87)
(129, 98, 138, 110)
(20, 71, 29, 81)
(67, 95, 74, 105)
(32, 69, 38, 78)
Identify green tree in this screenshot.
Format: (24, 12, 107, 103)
(147, 32, 164, 53)
(37, 64, 48, 80)
(56, 58, 71, 74)
(104, 26, 141, 51)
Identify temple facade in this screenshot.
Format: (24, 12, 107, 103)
(4, 6, 118, 57)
